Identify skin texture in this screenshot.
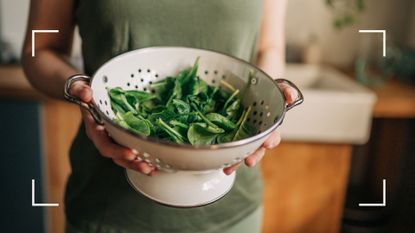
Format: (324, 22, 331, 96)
(22, 0, 293, 176)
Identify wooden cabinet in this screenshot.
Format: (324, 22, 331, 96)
(261, 143, 351, 233)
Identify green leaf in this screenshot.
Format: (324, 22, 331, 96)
(232, 106, 255, 141)
(206, 113, 236, 130)
(187, 123, 218, 145)
(172, 99, 190, 114)
(156, 118, 186, 144)
(125, 90, 155, 103)
(150, 77, 175, 101)
(110, 100, 126, 115)
(123, 112, 151, 137)
(148, 108, 176, 123)
(216, 131, 235, 144)
(107, 57, 255, 145)
(224, 99, 242, 120)
(108, 87, 137, 114)
(196, 112, 225, 133)
(223, 89, 240, 110)
(190, 78, 208, 96)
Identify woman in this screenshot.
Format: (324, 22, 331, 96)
(22, 0, 294, 232)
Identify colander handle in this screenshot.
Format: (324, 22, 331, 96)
(275, 79, 304, 111)
(64, 74, 104, 124)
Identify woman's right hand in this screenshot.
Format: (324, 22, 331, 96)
(69, 81, 157, 176)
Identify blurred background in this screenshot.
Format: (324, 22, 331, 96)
(0, 0, 414, 232)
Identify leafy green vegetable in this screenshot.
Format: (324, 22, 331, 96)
(187, 123, 218, 145)
(109, 87, 137, 114)
(232, 106, 255, 141)
(108, 58, 257, 145)
(123, 112, 151, 137)
(206, 113, 236, 130)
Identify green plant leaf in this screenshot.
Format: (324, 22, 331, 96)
(156, 118, 186, 144)
(187, 123, 218, 145)
(232, 106, 256, 141)
(123, 112, 151, 137)
(108, 87, 137, 114)
(172, 99, 190, 114)
(206, 113, 236, 130)
(107, 58, 256, 145)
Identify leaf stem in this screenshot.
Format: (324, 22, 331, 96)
(156, 118, 186, 143)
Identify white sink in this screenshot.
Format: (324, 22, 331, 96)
(280, 64, 377, 144)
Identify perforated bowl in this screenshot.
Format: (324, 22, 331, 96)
(64, 47, 303, 207)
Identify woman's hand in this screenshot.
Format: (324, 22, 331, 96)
(70, 81, 157, 176)
(223, 83, 298, 175)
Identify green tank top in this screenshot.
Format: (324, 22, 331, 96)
(66, 1, 264, 232)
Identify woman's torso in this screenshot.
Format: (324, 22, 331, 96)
(67, 1, 264, 232)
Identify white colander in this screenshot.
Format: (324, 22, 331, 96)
(64, 47, 303, 207)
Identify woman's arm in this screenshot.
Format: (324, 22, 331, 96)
(21, 0, 154, 175)
(257, 0, 287, 79)
(21, 0, 78, 99)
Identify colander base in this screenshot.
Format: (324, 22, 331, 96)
(125, 169, 236, 208)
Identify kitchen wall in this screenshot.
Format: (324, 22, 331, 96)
(286, 0, 415, 67)
(0, 0, 29, 58)
(0, 0, 82, 61)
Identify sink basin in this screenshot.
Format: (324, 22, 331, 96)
(280, 64, 376, 144)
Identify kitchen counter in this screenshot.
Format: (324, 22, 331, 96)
(370, 80, 415, 118)
(0, 65, 42, 99)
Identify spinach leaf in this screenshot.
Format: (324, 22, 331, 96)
(206, 113, 236, 130)
(232, 106, 255, 141)
(172, 99, 190, 114)
(156, 118, 186, 144)
(110, 100, 127, 115)
(224, 99, 242, 120)
(123, 112, 151, 137)
(125, 90, 155, 103)
(190, 78, 208, 96)
(187, 123, 218, 145)
(196, 112, 225, 134)
(109, 87, 137, 114)
(107, 58, 257, 145)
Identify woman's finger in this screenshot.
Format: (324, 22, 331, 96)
(70, 81, 93, 103)
(245, 147, 266, 167)
(223, 162, 242, 176)
(277, 82, 298, 105)
(79, 98, 155, 175)
(131, 160, 156, 175)
(262, 130, 281, 149)
(81, 108, 136, 161)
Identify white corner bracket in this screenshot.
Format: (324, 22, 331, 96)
(358, 30, 387, 57)
(358, 179, 386, 207)
(31, 30, 60, 57)
(32, 179, 59, 207)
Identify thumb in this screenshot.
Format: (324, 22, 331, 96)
(70, 81, 93, 103)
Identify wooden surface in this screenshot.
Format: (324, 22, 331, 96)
(370, 80, 415, 118)
(0, 65, 43, 99)
(261, 143, 352, 233)
(42, 100, 80, 233)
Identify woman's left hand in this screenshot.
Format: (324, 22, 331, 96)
(223, 83, 298, 175)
